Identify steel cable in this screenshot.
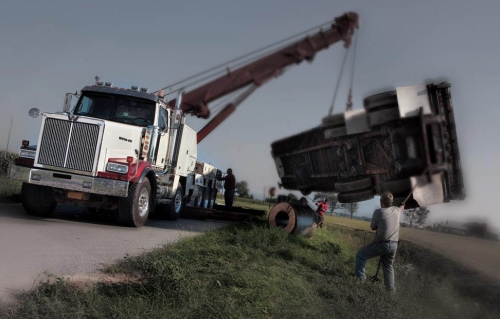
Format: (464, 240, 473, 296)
(154, 20, 335, 94)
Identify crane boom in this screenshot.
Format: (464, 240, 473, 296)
(167, 12, 359, 124)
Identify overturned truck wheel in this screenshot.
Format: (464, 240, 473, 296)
(268, 202, 317, 235)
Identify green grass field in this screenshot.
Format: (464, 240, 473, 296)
(0, 176, 21, 203)
(326, 215, 372, 231)
(2, 216, 499, 319)
(216, 194, 272, 212)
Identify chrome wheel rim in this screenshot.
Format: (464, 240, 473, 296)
(138, 188, 149, 217)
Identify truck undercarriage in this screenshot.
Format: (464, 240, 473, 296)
(271, 82, 466, 209)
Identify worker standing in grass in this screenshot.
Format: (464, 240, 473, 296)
(217, 168, 236, 210)
(315, 198, 329, 228)
(355, 191, 404, 291)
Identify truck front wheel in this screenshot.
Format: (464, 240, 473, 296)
(21, 183, 57, 217)
(118, 179, 151, 227)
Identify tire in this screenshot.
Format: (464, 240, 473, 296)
(322, 114, 347, 139)
(368, 107, 400, 127)
(338, 189, 375, 203)
(21, 183, 57, 217)
(321, 113, 345, 127)
(363, 90, 397, 111)
(194, 191, 203, 208)
(335, 177, 373, 193)
(167, 184, 184, 221)
(208, 187, 216, 208)
(118, 179, 151, 227)
(376, 178, 412, 196)
(193, 186, 203, 208)
(202, 187, 210, 208)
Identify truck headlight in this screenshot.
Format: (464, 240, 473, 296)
(19, 149, 36, 159)
(106, 162, 129, 174)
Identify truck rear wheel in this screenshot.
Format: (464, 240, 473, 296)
(335, 177, 373, 193)
(363, 90, 400, 127)
(167, 184, 184, 221)
(118, 179, 151, 227)
(21, 183, 57, 217)
(338, 189, 375, 203)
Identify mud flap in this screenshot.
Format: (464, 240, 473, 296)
(411, 172, 445, 207)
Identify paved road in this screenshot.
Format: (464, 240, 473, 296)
(0, 203, 228, 302)
(400, 227, 500, 282)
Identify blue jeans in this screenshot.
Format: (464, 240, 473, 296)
(224, 189, 235, 210)
(355, 241, 398, 290)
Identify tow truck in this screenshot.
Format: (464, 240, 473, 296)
(9, 12, 360, 227)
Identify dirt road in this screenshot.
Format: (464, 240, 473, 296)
(0, 203, 227, 302)
(400, 227, 500, 282)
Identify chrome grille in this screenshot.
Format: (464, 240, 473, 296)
(37, 118, 100, 173)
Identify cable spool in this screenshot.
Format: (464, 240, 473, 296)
(268, 202, 317, 235)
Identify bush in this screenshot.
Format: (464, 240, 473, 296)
(0, 150, 22, 202)
(0, 150, 18, 175)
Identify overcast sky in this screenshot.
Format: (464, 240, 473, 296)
(1, 0, 499, 228)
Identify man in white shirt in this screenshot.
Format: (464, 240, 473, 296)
(355, 191, 405, 291)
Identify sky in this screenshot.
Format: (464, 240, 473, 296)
(1, 0, 499, 228)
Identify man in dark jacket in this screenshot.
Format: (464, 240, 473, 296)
(217, 168, 236, 210)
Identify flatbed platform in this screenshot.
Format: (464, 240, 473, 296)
(182, 204, 267, 222)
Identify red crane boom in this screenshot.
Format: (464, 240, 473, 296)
(165, 12, 359, 143)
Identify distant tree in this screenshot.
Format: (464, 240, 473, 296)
(403, 207, 430, 228)
(236, 181, 250, 198)
(313, 192, 338, 214)
(339, 202, 359, 219)
(249, 194, 254, 200)
(287, 193, 298, 200)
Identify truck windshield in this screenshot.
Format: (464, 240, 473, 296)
(73, 93, 156, 127)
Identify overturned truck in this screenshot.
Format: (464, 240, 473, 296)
(271, 82, 466, 209)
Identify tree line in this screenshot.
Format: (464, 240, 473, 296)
(233, 182, 430, 228)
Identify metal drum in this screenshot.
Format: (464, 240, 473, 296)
(268, 202, 317, 235)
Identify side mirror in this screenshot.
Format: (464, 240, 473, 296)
(28, 108, 40, 118)
(63, 92, 79, 113)
(63, 93, 73, 113)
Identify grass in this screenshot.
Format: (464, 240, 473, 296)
(326, 215, 372, 231)
(217, 194, 272, 212)
(0, 151, 22, 203)
(0, 176, 21, 203)
(2, 217, 499, 319)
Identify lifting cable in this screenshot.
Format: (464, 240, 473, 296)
(154, 20, 335, 94)
(327, 31, 359, 116)
(327, 47, 350, 116)
(346, 32, 358, 111)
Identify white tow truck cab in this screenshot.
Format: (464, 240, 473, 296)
(9, 79, 222, 227)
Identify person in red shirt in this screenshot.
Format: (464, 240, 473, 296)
(315, 199, 329, 228)
(217, 168, 236, 210)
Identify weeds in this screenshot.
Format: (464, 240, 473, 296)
(0, 151, 21, 203)
(2, 218, 499, 319)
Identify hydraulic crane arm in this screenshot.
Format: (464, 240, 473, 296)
(167, 12, 359, 122)
(197, 85, 257, 143)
